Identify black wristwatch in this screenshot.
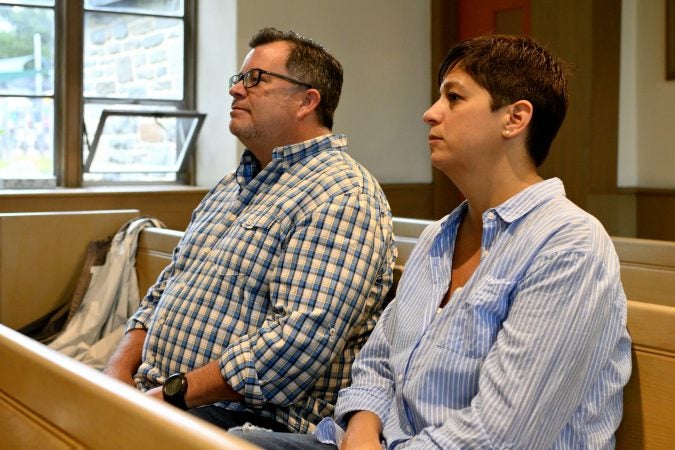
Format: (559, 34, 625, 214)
(163, 372, 188, 410)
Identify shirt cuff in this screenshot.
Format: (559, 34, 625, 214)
(334, 386, 393, 428)
(314, 417, 345, 446)
(220, 338, 266, 408)
(124, 314, 149, 333)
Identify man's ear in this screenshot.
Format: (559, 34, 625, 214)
(502, 100, 533, 139)
(297, 88, 321, 121)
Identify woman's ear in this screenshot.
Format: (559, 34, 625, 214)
(502, 100, 533, 139)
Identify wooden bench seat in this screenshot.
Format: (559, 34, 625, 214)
(136, 227, 184, 296)
(1, 214, 673, 448)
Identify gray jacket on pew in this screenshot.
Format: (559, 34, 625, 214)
(49, 217, 164, 369)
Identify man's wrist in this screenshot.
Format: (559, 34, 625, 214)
(162, 372, 189, 410)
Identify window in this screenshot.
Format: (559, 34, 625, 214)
(85, 109, 204, 176)
(0, 0, 196, 188)
(0, 1, 55, 187)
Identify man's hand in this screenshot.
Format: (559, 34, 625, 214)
(102, 329, 146, 386)
(340, 410, 382, 450)
(145, 386, 164, 401)
(102, 366, 137, 387)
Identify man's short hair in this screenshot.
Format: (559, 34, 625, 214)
(250, 27, 343, 130)
(439, 35, 571, 166)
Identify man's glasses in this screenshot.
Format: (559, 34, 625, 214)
(229, 68, 312, 90)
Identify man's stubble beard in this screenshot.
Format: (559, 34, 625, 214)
(229, 120, 260, 144)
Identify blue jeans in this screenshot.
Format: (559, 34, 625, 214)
(186, 404, 290, 431)
(229, 429, 337, 450)
(187, 405, 336, 449)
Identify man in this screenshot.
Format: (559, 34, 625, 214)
(235, 35, 632, 449)
(104, 27, 396, 434)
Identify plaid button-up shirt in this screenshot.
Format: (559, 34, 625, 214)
(127, 134, 396, 432)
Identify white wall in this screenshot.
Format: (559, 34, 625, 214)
(196, 1, 240, 187)
(619, 0, 675, 188)
(196, 0, 432, 186)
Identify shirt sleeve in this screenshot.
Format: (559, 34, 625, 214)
(332, 298, 397, 428)
(219, 192, 394, 408)
(395, 249, 628, 449)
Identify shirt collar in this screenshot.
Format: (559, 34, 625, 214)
(492, 177, 566, 223)
(435, 177, 565, 249)
(272, 133, 346, 166)
(236, 133, 347, 188)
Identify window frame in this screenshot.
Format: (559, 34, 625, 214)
(54, 0, 196, 188)
(84, 109, 205, 175)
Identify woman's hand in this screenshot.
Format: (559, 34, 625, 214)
(340, 411, 383, 450)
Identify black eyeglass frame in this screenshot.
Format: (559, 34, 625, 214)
(229, 68, 312, 90)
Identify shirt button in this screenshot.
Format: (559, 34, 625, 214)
(486, 211, 496, 220)
(398, 374, 403, 382)
(482, 249, 489, 258)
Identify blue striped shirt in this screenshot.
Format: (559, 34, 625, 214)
(127, 134, 397, 433)
(317, 178, 631, 449)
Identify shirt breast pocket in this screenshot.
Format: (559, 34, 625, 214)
(440, 276, 516, 359)
(211, 210, 284, 277)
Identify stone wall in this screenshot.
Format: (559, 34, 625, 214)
(83, 13, 183, 101)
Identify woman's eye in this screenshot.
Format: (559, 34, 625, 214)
(447, 92, 460, 102)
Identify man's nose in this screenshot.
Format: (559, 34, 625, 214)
(229, 80, 246, 97)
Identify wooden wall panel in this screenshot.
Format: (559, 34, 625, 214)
(589, 0, 622, 195)
(0, 188, 207, 231)
(532, 0, 594, 209)
(636, 191, 675, 241)
(0, 186, 441, 232)
(382, 184, 436, 219)
(430, 0, 463, 219)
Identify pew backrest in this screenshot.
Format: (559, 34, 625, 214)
(0, 209, 141, 330)
(0, 323, 259, 449)
(136, 227, 184, 296)
(612, 236, 675, 449)
(4, 215, 670, 448)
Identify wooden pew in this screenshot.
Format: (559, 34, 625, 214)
(0, 209, 141, 330)
(1, 214, 672, 448)
(135, 222, 675, 448)
(0, 323, 258, 449)
(613, 237, 675, 449)
(136, 227, 184, 296)
(0, 211, 258, 449)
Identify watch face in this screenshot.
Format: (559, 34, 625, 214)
(164, 376, 184, 396)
